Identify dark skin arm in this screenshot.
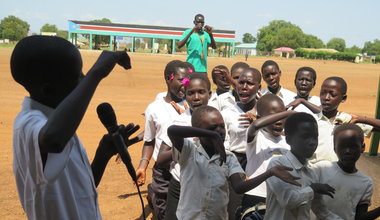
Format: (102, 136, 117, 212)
(178, 25, 199, 49)
(135, 140, 154, 186)
(229, 165, 301, 194)
(204, 25, 217, 49)
(355, 204, 380, 220)
(168, 125, 226, 165)
(38, 51, 131, 154)
(156, 142, 173, 168)
(350, 114, 380, 133)
(286, 98, 322, 114)
(247, 110, 295, 143)
(91, 123, 140, 187)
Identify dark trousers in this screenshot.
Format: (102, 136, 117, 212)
(151, 164, 171, 220)
(241, 194, 266, 210)
(164, 178, 181, 220)
(227, 152, 247, 220)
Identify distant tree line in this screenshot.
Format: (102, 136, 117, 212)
(2, 15, 380, 57)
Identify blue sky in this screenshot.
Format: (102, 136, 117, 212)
(1, 0, 379, 47)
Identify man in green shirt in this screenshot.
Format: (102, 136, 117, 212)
(178, 14, 217, 73)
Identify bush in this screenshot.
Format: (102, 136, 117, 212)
(295, 48, 357, 62)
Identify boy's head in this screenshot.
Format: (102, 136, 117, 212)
(333, 123, 364, 167)
(294, 66, 316, 98)
(285, 113, 318, 160)
(261, 60, 281, 91)
(320, 77, 347, 113)
(186, 73, 212, 112)
(164, 60, 190, 101)
(211, 65, 230, 93)
(236, 68, 261, 104)
(11, 35, 83, 108)
(231, 62, 249, 82)
(257, 93, 286, 136)
(192, 106, 226, 149)
(193, 14, 205, 32)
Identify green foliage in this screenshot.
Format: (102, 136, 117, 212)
(304, 34, 325, 48)
(242, 33, 256, 43)
(256, 20, 326, 52)
(40, 23, 58, 33)
(57, 30, 68, 39)
(363, 39, 380, 55)
(0, 15, 29, 41)
(296, 48, 357, 62)
(326, 38, 346, 52)
(345, 45, 362, 53)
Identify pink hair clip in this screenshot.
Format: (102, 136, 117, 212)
(170, 73, 174, 80)
(182, 77, 190, 86)
(188, 68, 193, 74)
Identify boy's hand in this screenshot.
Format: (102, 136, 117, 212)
(90, 50, 131, 79)
(135, 168, 146, 186)
(239, 112, 257, 127)
(214, 67, 229, 78)
(286, 98, 302, 110)
(270, 165, 301, 187)
(310, 183, 335, 198)
(204, 25, 213, 34)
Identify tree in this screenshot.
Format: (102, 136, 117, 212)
(326, 38, 346, 52)
(345, 45, 362, 53)
(304, 34, 325, 48)
(242, 33, 256, 43)
(256, 20, 306, 51)
(57, 30, 68, 39)
(0, 15, 29, 41)
(40, 24, 58, 33)
(363, 39, 380, 55)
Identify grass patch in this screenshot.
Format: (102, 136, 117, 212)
(0, 43, 15, 49)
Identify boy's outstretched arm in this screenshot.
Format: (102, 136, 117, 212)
(229, 165, 301, 194)
(91, 123, 140, 187)
(167, 125, 226, 164)
(355, 204, 380, 220)
(350, 114, 380, 132)
(39, 51, 131, 154)
(156, 142, 173, 168)
(247, 110, 295, 143)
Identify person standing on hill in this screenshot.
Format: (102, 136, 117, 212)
(178, 14, 217, 73)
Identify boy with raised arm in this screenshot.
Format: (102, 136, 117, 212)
(11, 36, 137, 220)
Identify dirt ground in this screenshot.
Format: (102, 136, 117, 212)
(1, 48, 379, 219)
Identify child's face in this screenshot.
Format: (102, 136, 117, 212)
(168, 67, 190, 100)
(186, 78, 211, 111)
(295, 70, 315, 98)
(231, 67, 245, 88)
(198, 110, 226, 147)
(288, 121, 318, 160)
(237, 71, 261, 104)
(261, 100, 286, 136)
(213, 70, 231, 92)
(262, 65, 281, 91)
(320, 79, 346, 112)
(334, 129, 364, 167)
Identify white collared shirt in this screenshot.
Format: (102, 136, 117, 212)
(293, 95, 321, 118)
(310, 111, 373, 163)
(312, 161, 372, 220)
(217, 90, 237, 112)
(265, 151, 316, 220)
(173, 139, 244, 220)
(143, 98, 186, 160)
(208, 92, 220, 110)
(13, 97, 101, 220)
(245, 129, 290, 197)
(221, 103, 256, 153)
(161, 109, 192, 181)
(261, 87, 297, 106)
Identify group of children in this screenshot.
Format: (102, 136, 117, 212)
(10, 35, 380, 220)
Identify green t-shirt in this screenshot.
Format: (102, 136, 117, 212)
(180, 29, 211, 72)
